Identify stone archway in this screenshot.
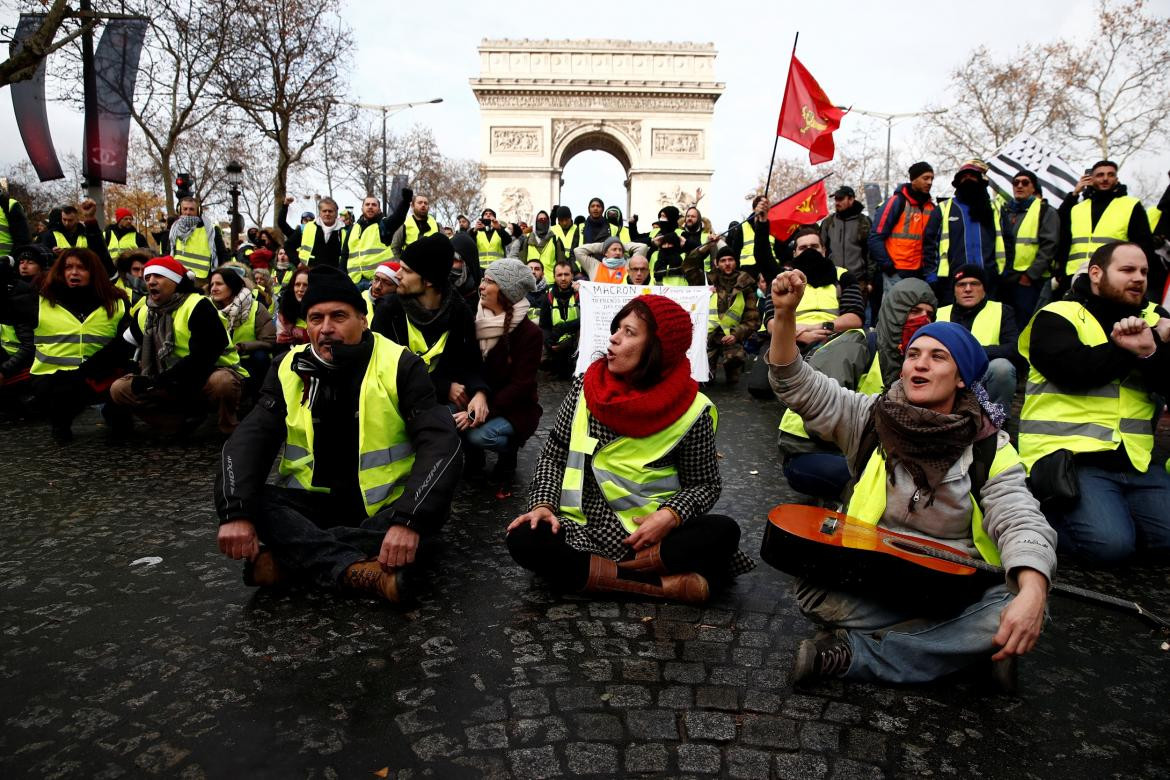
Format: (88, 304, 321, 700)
(471, 39, 724, 224)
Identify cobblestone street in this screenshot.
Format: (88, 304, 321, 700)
(2, 371, 1168, 778)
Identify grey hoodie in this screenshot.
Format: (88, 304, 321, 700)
(876, 277, 938, 388)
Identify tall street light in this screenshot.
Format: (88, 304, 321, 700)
(225, 159, 243, 251)
(347, 98, 443, 213)
(841, 107, 948, 199)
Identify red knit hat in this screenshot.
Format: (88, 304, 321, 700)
(114, 208, 133, 221)
(249, 248, 273, 268)
(639, 294, 694, 368)
(142, 256, 187, 284)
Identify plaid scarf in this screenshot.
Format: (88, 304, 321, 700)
(139, 292, 188, 377)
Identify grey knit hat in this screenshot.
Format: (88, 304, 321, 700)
(484, 258, 537, 306)
(601, 236, 624, 254)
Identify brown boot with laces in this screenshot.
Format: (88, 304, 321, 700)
(243, 549, 285, 587)
(342, 560, 403, 603)
(584, 556, 709, 604)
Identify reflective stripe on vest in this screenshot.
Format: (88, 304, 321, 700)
(779, 333, 882, 440)
(174, 228, 212, 279)
(277, 334, 415, 515)
(31, 296, 125, 375)
(476, 230, 506, 262)
(937, 199, 1006, 278)
(405, 317, 448, 371)
(559, 388, 717, 533)
(1017, 299, 1159, 471)
(135, 292, 246, 376)
(738, 221, 756, 267)
(221, 299, 260, 346)
(550, 290, 580, 343)
(885, 199, 933, 271)
(708, 290, 745, 333)
(0, 323, 19, 355)
(1066, 196, 1139, 277)
(1008, 198, 1043, 273)
(843, 443, 1014, 565)
(795, 266, 846, 325)
(402, 216, 439, 253)
(346, 222, 393, 282)
(53, 231, 88, 250)
(937, 301, 1002, 347)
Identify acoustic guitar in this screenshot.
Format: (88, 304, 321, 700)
(762, 504, 1170, 632)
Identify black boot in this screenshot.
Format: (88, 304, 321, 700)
(791, 631, 853, 686)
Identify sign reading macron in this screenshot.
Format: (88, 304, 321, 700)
(574, 282, 711, 382)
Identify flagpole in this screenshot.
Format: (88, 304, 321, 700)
(764, 31, 800, 202)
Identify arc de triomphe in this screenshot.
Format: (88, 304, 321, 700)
(471, 39, 724, 223)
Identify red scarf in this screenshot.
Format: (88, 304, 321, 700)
(582, 357, 698, 438)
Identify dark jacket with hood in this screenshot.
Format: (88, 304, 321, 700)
(820, 201, 873, 281)
(923, 185, 998, 280)
(875, 277, 938, 388)
(868, 183, 934, 276)
(724, 215, 780, 282)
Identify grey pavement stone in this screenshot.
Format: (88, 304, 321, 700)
(657, 685, 693, 709)
(800, 721, 842, 752)
(624, 743, 669, 775)
(465, 722, 508, 751)
(508, 746, 560, 780)
(684, 711, 737, 742)
(741, 714, 799, 749)
(727, 746, 772, 779)
(775, 752, 830, 779)
(627, 709, 680, 741)
(844, 728, 888, 763)
(553, 685, 601, 711)
(569, 713, 623, 741)
(742, 689, 783, 713)
(695, 685, 739, 711)
(509, 688, 551, 718)
(602, 684, 651, 708)
(565, 742, 618, 775)
(830, 757, 886, 779)
(676, 743, 722, 774)
(663, 661, 706, 684)
(621, 659, 660, 681)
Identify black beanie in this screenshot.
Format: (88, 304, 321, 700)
(658, 206, 681, 226)
(908, 161, 934, 180)
(1015, 169, 1042, 196)
(952, 263, 987, 288)
(301, 265, 367, 315)
(402, 233, 455, 289)
(555, 206, 572, 221)
(716, 244, 737, 260)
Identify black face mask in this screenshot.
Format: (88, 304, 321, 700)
(606, 213, 621, 227)
(790, 248, 837, 287)
(535, 220, 549, 236)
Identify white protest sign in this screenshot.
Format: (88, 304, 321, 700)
(574, 282, 711, 382)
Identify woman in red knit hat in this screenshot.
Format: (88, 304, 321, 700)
(507, 294, 753, 603)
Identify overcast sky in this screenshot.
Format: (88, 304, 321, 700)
(2, 0, 1167, 223)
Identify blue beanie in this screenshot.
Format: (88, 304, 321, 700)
(907, 321, 988, 388)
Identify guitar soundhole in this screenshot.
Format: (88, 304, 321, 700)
(819, 516, 839, 536)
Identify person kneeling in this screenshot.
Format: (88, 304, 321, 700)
(214, 266, 462, 603)
(766, 269, 1055, 687)
(506, 295, 754, 604)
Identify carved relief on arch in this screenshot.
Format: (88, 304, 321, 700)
(551, 118, 641, 158)
(491, 127, 543, 154)
(652, 129, 702, 157)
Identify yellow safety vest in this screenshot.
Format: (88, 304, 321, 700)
(1066, 196, 1140, 277)
(650, 250, 688, 287)
(106, 229, 140, 253)
(31, 296, 126, 375)
(708, 290, 746, 334)
(551, 223, 581, 251)
(53, 230, 88, 250)
(1018, 299, 1159, 472)
(134, 293, 246, 376)
(937, 198, 1006, 278)
(402, 215, 439, 254)
(346, 221, 393, 282)
(795, 266, 846, 325)
(220, 299, 259, 346)
(1007, 198, 1044, 274)
(549, 289, 580, 343)
(0, 323, 20, 356)
(779, 332, 883, 440)
(277, 334, 415, 516)
(405, 317, 448, 372)
(559, 388, 717, 534)
(361, 289, 376, 315)
(0, 196, 13, 255)
(1149, 207, 1162, 234)
(738, 221, 757, 268)
(937, 301, 1002, 347)
(844, 442, 1016, 565)
(174, 227, 212, 280)
(296, 222, 320, 266)
(476, 230, 506, 263)
(526, 238, 559, 280)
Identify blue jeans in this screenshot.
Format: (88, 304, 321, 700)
(464, 416, 515, 453)
(1048, 463, 1170, 565)
(783, 452, 851, 502)
(795, 580, 1014, 683)
(981, 358, 1016, 413)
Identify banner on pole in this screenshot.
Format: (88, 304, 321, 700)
(86, 19, 149, 184)
(574, 283, 712, 382)
(10, 14, 65, 182)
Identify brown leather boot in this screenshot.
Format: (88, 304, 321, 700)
(583, 556, 709, 604)
(617, 544, 668, 574)
(243, 550, 285, 587)
(341, 560, 403, 603)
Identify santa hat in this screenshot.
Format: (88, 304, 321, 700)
(142, 256, 188, 284)
(374, 260, 401, 284)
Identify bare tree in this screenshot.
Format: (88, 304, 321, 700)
(331, 121, 382, 199)
(430, 159, 484, 227)
(213, 0, 353, 224)
(0, 0, 87, 88)
(1, 156, 83, 222)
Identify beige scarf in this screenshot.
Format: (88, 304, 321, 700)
(476, 299, 530, 357)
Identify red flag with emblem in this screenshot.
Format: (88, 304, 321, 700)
(777, 55, 846, 165)
(768, 178, 829, 241)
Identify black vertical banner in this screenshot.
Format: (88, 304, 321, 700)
(85, 18, 148, 184)
(9, 14, 65, 182)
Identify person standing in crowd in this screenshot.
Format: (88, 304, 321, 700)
(105, 208, 149, 254)
(707, 246, 759, 385)
(342, 193, 410, 287)
(110, 256, 244, 435)
(924, 160, 1001, 303)
(525, 259, 548, 322)
(39, 204, 90, 253)
(0, 251, 37, 393)
(649, 230, 704, 287)
(0, 187, 31, 257)
(626, 254, 652, 286)
(275, 265, 311, 351)
(604, 205, 633, 245)
(1019, 242, 1170, 566)
(214, 266, 462, 604)
(113, 249, 149, 305)
(550, 206, 582, 252)
(448, 232, 482, 309)
(786, 227, 864, 353)
(581, 198, 616, 245)
(725, 195, 779, 282)
(573, 236, 649, 284)
(14, 244, 53, 287)
(936, 265, 1019, 413)
(25, 248, 130, 442)
(471, 208, 513, 265)
(372, 233, 488, 419)
(869, 162, 936, 290)
(999, 169, 1059, 324)
(460, 259, 542, 493)
(1058, 160, 1159, 299)
(168, 197, 226, 285)
(208, 267, 276, 395)
(390, 194, 439, 259)
(766, 269, 1054, 688)
(516, 211, 565, 281)
(280, 196, 345, 269)
(820, 186, 873, 312)
(539, 260, 580, 379)
(680, 206, 713, 257)
(508, 295, 753, 603)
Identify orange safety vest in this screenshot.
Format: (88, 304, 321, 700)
(886, 198, 935, 271)
(592, 262, 628, 284)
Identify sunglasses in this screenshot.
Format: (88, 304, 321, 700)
(1011, 179, 1031, 186)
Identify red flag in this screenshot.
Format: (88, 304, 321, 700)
(777, 55, 845, 165)
(768, 179, 829, 241)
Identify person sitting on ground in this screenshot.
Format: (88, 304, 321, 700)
(275, 265, 311, 351)
(648, 230, 704, 287)
(208, 267, 276, 396)
(110, 256, 245, 435)
(936, 264, 1020, 413)
(706, 245, 760, 385)
(539, 260, 580, 379)
(113, 249, 149, 306)
(1018, 242, 1170, 566)
(362, 260, 399, 313)
(26, 248, 131, 442)
(573, 235, 650, 284)
(449, 232, 482, 309)
(371, 233, 489, 418)
(214, 265, 462, 603)
(767, 268, 1055, 687)
(0, 252, 38, 394)
(250, 266, 274, 310)
(507, 294, 754, 604)
(786, 227, 865, 354)
(460, 259, 542, 493)
(526, 259, 548, 322)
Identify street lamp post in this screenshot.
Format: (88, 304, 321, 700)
(346, 98, 444, 213)
(841, 107, 948, 199)
(225, 160, 243, 252)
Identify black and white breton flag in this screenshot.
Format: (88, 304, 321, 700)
(987, 133, 1081, 202)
